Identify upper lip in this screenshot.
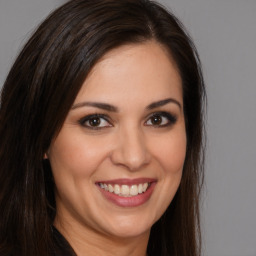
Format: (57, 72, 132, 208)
(96, 178, 157, 185)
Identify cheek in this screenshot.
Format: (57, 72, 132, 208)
(49, 130, 109, 175)
(48, 131, 108, 209)
(151, 129, 187, 174)
(147, 129, 186, 221)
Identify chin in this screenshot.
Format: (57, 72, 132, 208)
(103, 215, 154, 239)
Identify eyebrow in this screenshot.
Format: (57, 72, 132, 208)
(146, 98, 182, 110)
(71, 98, 181, 112)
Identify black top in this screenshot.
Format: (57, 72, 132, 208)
(52, 227, 76, 256)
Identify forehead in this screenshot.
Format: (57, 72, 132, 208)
(75, 41, 183, 106)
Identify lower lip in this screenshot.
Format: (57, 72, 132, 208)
(97, 183, 156, 207)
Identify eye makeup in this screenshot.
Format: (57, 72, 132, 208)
(78, 114, 112, 130)
(145, 111, 177, 128)
(77, 110, 177, 131)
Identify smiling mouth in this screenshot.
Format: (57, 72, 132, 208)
(96, 178, 157, 207)
(97, 182, 150, 197)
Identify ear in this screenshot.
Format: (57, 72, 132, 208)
(43, 153, 48, 159)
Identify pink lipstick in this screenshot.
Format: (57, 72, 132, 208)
(96, 178, 157, 207)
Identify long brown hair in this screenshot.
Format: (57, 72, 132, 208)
(0, 0, 206, 255)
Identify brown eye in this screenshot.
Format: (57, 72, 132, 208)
(145, 112, 177, 127)
(89, 117, 101, 127)
(79, 114, 112, 129)
(150, 115, 163, 125)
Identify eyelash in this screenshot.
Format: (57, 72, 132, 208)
(78, 114, 112, 130)
(145, 111, 177, 128)
(78, 112, 177, 130)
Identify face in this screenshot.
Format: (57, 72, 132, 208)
(48, 42, 186, 241)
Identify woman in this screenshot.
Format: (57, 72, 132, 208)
(0, 0, 205, 255)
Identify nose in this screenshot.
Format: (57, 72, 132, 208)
(110, 126, 151, 171)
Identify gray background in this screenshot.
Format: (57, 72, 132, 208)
(1, 1, 256, 256)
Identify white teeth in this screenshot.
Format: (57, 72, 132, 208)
(130, 185, 138, 196)
(108, 184, 114, 193)
(114, 184, 120, 195)
(99, 182, 150, 197)
(138, 184, 143, 194)
(143, 183, 148, 191)
(121, 185, 129, 196)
